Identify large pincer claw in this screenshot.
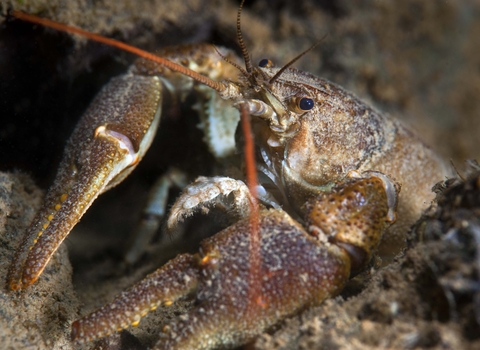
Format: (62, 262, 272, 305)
(8, 72, 163, 290)
(305, 170, 400, 275)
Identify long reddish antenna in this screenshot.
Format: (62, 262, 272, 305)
(10, 11, 227, 93)
(239, 104, 262, 312)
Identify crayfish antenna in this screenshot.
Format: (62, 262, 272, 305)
(9, 10, 227, 94)
(239, 103, 262, 314)
(269, 33, 328, 84)
(236, 0, 253, 75)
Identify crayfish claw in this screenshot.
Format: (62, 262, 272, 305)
(8, 73, 163, 290)
(305, 172, 400, 275)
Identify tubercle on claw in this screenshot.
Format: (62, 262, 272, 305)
(27, 193, 68, 252)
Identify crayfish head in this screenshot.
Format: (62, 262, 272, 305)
(238, 63, 396, 219)
(238, 66, 313, 140)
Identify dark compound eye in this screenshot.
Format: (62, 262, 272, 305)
(299, 97, 314, 111)
(258, 59, 274, 68)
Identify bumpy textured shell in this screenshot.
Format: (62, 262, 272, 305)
(248, 67, 451, 257)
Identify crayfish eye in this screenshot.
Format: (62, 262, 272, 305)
(258, 59, 274, 68)
(298, 97, 315, 111)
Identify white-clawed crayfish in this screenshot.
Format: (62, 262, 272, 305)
(7, 2, 452, 349)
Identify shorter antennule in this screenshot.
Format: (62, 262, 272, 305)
(269, 33, 328, 84)
(236, 0, 253, 75)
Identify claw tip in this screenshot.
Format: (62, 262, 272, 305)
(71, 321, 80, 341)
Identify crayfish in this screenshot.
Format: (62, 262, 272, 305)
(7, 2, 451, 349)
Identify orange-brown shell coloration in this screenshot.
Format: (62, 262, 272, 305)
(242, 66, 451, 258)
(7, 7, 452, 350)
(8, 74, 163, 290)
(72, 174, 395, 348)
